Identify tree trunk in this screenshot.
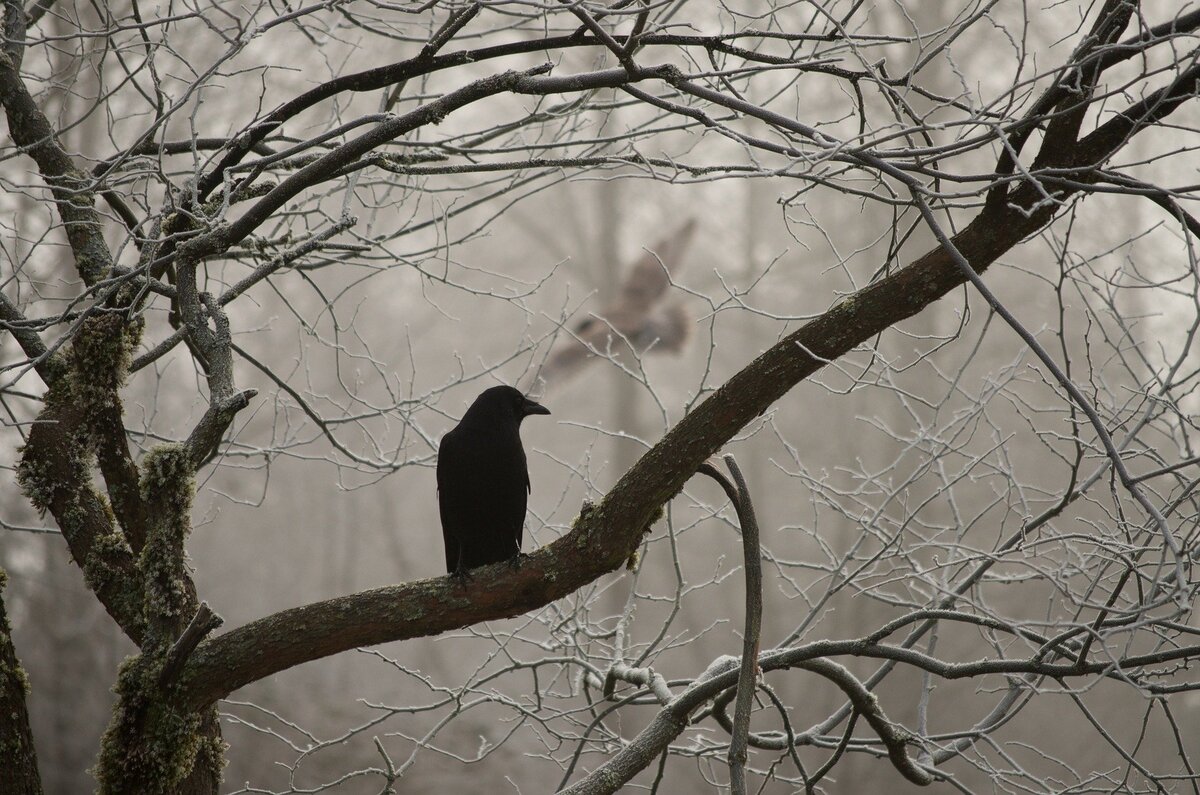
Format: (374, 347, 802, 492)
(0, 570, 44, 795)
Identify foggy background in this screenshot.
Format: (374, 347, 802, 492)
(1, 1, 1197, 792)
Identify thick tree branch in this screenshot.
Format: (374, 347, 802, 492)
(1076, 60, 1200, 164)
(183, 388, 258, 470)
(94, 401, 150, 553)
(985, 3, 1198, 210)
(18, 391, 146, 644)
(2, 0, 24, 70)
(0, 49, 114, 287)
(0, 291, 64, 386)
(1036, 0, 1136, 161)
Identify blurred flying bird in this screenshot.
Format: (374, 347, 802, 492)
(538, 218, 696, 388)
(437, 385, 550, 577)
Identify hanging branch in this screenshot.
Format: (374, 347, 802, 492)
(699, 456, 763, 794)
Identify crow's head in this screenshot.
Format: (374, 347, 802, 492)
(466, 385, 550, 425)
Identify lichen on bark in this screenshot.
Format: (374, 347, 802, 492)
(94, 443, 224, 792)
(94, 654, 216, 794)
(139, 444, 196, 635)
(0, 568, 43, 794)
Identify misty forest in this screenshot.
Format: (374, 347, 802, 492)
(3, 1, 1200, 793)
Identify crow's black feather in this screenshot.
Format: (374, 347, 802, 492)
(437, 385, 550, 575)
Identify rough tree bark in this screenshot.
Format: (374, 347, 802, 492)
(0, 570, 42, 795)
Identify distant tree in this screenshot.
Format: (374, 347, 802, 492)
(2, 1, 1199, 792)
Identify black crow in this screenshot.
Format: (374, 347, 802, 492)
(437, 385, 550, 577)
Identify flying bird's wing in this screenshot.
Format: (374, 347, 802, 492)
(617, 217, 696, 315)
(539, 218, 696, 388)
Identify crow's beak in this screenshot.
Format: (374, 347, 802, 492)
(523, 398, 551, 417)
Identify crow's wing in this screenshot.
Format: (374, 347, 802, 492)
(437, 427, 465, 574)
(438, 422, 528, 570)
(480, 425, 528, 556)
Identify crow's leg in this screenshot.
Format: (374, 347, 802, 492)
(452, 548, 473, 586)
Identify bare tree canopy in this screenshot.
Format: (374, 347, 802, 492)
(1, 1, 1199, 793)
